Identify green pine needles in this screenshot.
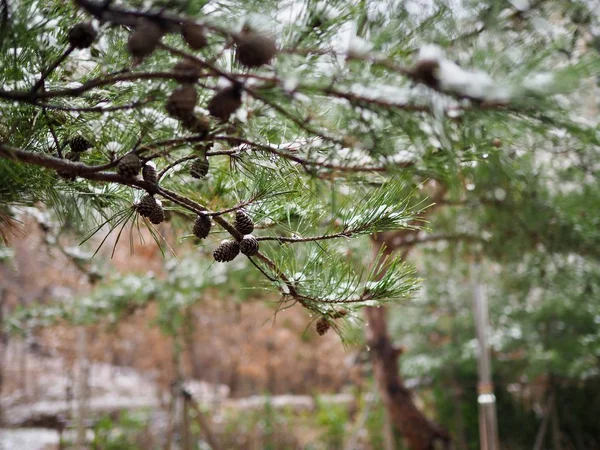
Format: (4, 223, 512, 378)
(1, 0, 599, 338)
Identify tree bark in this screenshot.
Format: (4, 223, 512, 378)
(365, 235, 451, 450)
(0, 287, 5, 426)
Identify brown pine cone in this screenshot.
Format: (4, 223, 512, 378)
(58, 151, 80, 180)
(148, 201, 165, 224)
(128, 19, 164, 60)
(173, 59, 203, 82)
(137, 195, 164, 224)
(137, 194, 158, 218)
(213, 240, 240, 262)
(117, 153, 142, 178)
(192, 214, 211, 239)
(64, 151, 80, 162)
(207, 84, 242, 121)
(142, 163, 158, 184)
(68, 23, 97, 49)
(69, 135, 91, 152)
(190, 156, 209, 178)
(239, 235, 259, 256)
(181, 22, 207, 50)
(410, 59, 440, 90)
(181, 114, 211, 134)
(235, 32, 277, 68)
(166, 84, 197, 119)
(234, 209, 254, 235)
(316, 318, 330, 336)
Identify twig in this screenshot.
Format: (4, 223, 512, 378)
(31, 46, 75, 93)
(0, 71, 201, 102)
(34, 97, 156, 113)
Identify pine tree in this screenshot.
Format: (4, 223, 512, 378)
(1, 0, 599, 448)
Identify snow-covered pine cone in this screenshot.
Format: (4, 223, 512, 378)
(136, 195, 164, 224)
(181, 114, 210, 134)
(207, 85, 242, 121)
(192, 214, 211, 239)
(117, 153, 142, 178)
(58, 151, 79, 180)
(190, 156, 209, 178)
(166, 84, 197, 119)
(234, 210, 254, 235)
(181, 22, 207, 50)
(68, 22, 97, 49)
(128, 19, 164, 60)
(142, 163, 158, 184)
(235, 32, 277, 68)
(136, 195, 157, 218)
(173, 59, 202, 82)
(239, 235, 259, 256)
(69, 135, 92, 153)
(213, 240, 240, 262)
(148, 202, 165, 224)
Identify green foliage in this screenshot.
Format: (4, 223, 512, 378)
(91, 411, 149, 450)
(1, 0, 600, 444)
(314, 397, 349, 449)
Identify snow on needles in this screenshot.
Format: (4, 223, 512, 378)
(417, 44, 507, 102)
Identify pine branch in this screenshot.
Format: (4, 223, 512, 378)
(31, 46, 75, 93)
(0, 71, 203, 102)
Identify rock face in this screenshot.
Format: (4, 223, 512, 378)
(1, 352, 229, 427)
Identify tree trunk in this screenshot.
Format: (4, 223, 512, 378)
(365, 306, 450, 450)
(365, 235, 451, 450)
(0, 287, 5, 425)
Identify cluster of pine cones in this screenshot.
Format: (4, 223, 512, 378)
(62, 17, 276, 262)
(193, 209, 260, 263)
(124, 16, 275, 262)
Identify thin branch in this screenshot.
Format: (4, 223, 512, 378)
(157, 155, 196, 181)
(256, 229, 356, 244)
(212, 136, 402, 172)
(34, 97, 156, 113)
(31, 46, 75, 92)
(0, 71, 199, 102)
(0, 143, 154, 189)
(394, 232, 484, 247)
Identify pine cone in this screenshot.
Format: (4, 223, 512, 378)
(137, 194, 157, 217)
(213, 240, 240, 262)
(69, 135, 91, 152)
(117, 153, 142, 178)
(181, 114, 210, 134)
(240, 235, 259, 256)
(136, 195, 164, 224)
(182, 22, 207, 50)
(68, 22, 97, 49)
(410, 59, 440, 90)
(192, 214, 211, 239)
(148, 203, 165, 224)
(234, 210, 254, 235)
(142, 163, 158, 184)
(128, 19, 164, 60)
(207, 85, 242, 121)
(58, 151, 79, 180)
(173, 59, 202, 82)
(166, 84, 197, 119)
(316, 318, 330, 336)
(235, 32, 277, 68)
(64, 151, 80, 162)
(190, 156, 209, 178)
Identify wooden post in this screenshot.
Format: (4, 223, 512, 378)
(75, 327, 90, 450)
(472, 261, 500, 450)
(0, 287, 5, 425)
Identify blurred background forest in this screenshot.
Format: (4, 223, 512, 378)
(1, 0, 600, 449)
